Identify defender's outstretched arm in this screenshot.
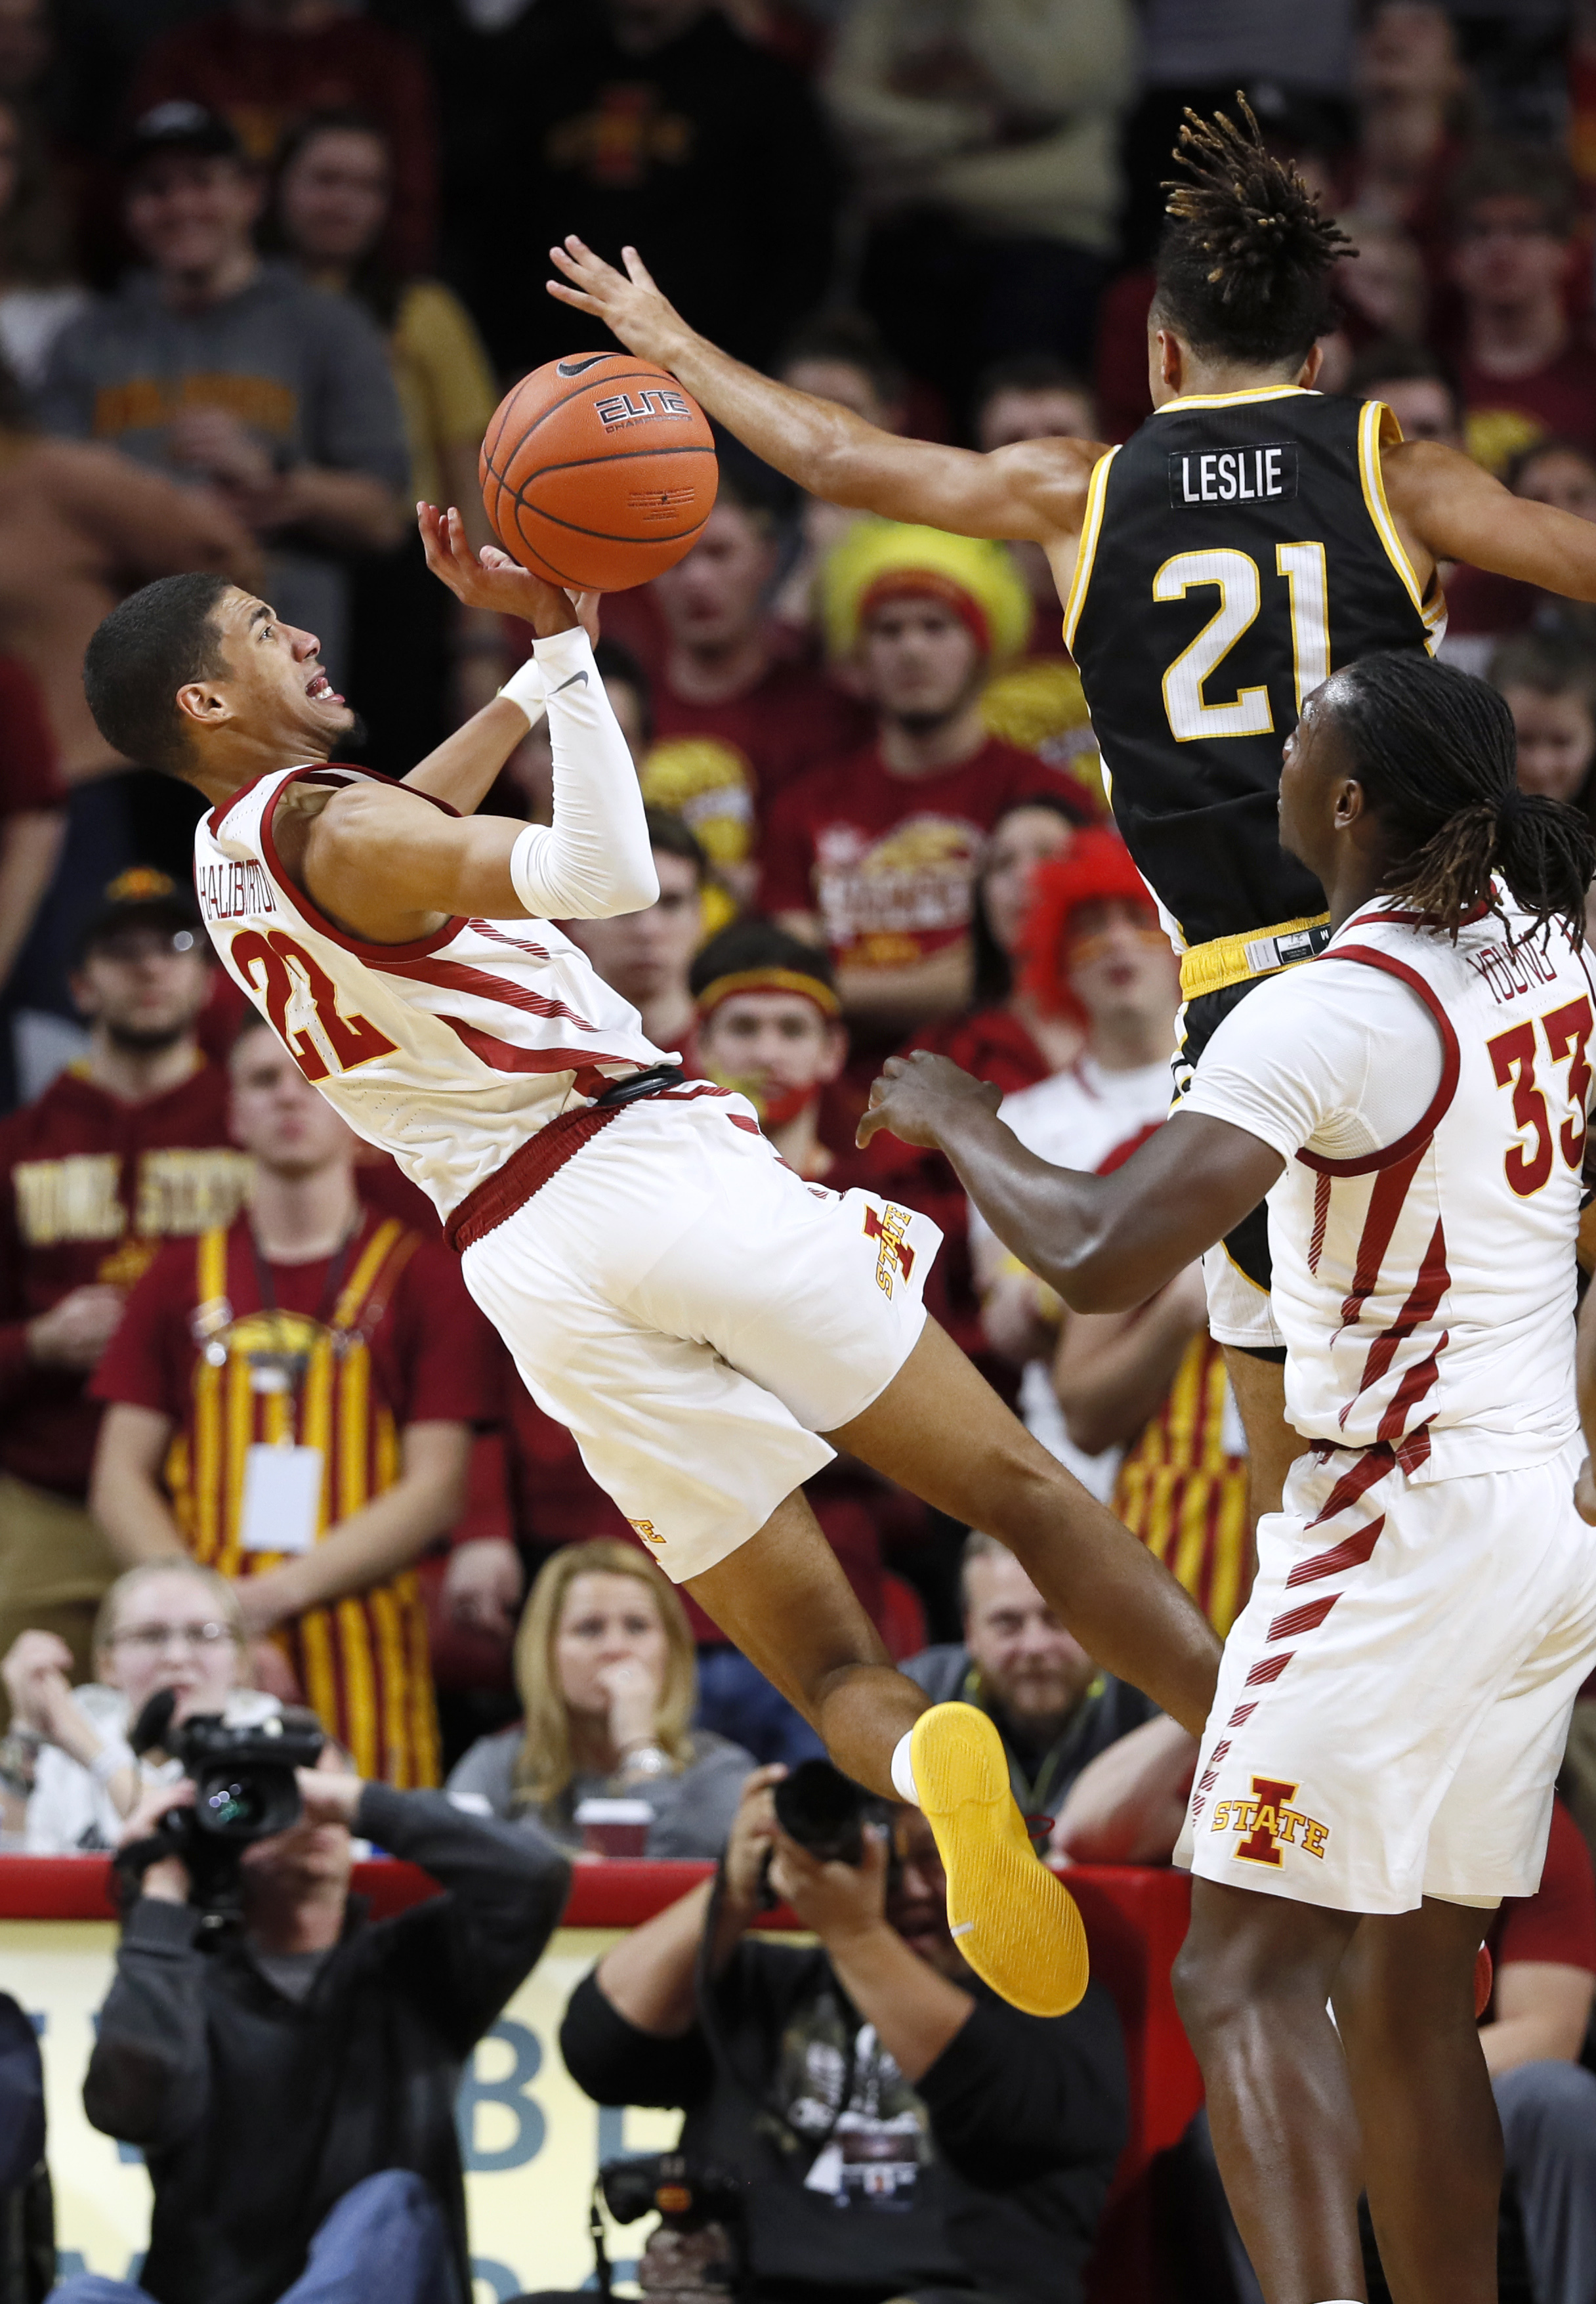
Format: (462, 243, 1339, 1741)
(1385, 437, 1596, 601)
(859, 1051, 1282, 1310)
(547, 238, 1097, 545)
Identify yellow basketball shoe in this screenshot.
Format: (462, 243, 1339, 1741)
(910, 1701, 1089, 2017)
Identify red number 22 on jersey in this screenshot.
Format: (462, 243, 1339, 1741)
(231, 928, 398, 1082)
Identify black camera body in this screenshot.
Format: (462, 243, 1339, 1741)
(772, 1759, 872, 1864)
(121, 1692, 326, 1915)
(598, 2153, 744, 2236)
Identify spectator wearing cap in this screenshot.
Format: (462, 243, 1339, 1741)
(38, 101, 408, 692)
(0, 872, 244, 1710)
(129, 0, 437, 276)
(759, 521, 1095, 1046)
(88, 1008, 500, 1785)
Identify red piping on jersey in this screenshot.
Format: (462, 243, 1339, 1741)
(469, 918, 553, 963)
(259, 767, 469, 962)
(1340, 1216, 1451, 1424)
(1285, 1514, 1385, 1587)
(1334, 1143, 1426, 1333)
(1295, 945, 1461, 1178)
(371, 952, 603, 1035)
(434, 1013, 626, 1088)
(1267, 1593, 1337, 1642)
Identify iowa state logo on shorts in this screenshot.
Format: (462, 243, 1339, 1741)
(628, 1518, 666, 1548)
(1210, 1773, 1330, 1866)
(862, 1203, 915, 1296)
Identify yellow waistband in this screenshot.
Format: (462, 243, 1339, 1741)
(1179, 912, 1332, 1003)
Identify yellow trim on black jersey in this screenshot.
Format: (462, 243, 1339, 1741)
(1150, 385, 1317, 415)
(1061, 445, 1119, 652)
(1356, 398, 1433, 639)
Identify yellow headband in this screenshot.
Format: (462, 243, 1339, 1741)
(696, 967, 841, 1020)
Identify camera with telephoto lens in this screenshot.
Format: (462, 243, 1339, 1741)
(593, 2155, 746, 2301)
(117, 1690, 326, 1917)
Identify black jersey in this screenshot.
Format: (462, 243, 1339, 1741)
(1066, 385, 1442, 956)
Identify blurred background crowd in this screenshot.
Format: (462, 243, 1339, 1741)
(4, 5, 1596, 2300)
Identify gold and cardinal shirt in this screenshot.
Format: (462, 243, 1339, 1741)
(758, 737, 1095, 976)
(91, 1204, 501, 1785)
(0, 1059, 245, 1499)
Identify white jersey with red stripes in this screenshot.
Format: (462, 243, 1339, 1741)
(1185, 893, 1596, 1484)
(194, 763, 667, 1220)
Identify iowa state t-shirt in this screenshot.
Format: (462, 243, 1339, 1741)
(758, 738, 1095, 973)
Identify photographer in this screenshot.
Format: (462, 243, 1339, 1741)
(58, 1747, 570, 2304)
(551, 1765, 1127, 2304)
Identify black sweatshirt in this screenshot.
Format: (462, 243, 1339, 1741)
(561, 1937, 1127, 2304)
(82, 1786, 570, 2304)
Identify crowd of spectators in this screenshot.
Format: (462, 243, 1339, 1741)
(0, 3, 1595, 2302)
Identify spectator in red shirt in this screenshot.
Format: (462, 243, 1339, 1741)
(0, 871, 244, 1709)
(763, 521, 1095, 1046)
(632, 468, 873, 900)
(1475, 1797, 1596, 2304)
(88, 1008, 499, 1783)
(129, 0, 437, 274)
(1446, 145, 1596, 479)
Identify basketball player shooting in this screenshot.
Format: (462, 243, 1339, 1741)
(547, 101, 1596, 1536)
(864, 652, 1596, 2304)
(79, 538, 1218, 2021)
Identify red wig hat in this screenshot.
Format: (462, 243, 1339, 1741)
(1017, 830, 1159, 1023)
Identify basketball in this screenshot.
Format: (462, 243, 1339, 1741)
(478, 351, 719, 592)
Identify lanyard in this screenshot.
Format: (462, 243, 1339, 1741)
(242, 1214, 362, 1410)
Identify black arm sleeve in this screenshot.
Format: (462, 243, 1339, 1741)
(914, 1984, 1129, 2190)
(81, 1898, 213, 2151)
(559, 1969, 715, 2110)
(357, 1785, 572, 2049)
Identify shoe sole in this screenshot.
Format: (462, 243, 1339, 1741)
(911, 1701, 1089, 2018)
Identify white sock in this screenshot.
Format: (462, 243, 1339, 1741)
(890, 1730, 920, 1806)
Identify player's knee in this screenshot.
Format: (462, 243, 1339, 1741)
(1173, 1915, 1332, 2045)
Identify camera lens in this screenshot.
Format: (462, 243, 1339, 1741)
(204, 1776, 266, 1833)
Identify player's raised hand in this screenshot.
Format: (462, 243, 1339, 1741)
(856, 1050, 1003, 1151)
(546, 237, 690, 369)
(418, 502, 591, 638)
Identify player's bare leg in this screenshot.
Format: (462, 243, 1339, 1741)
(685, 1488, 925, 1795)
(828, 1317, 1222, 1736)
(1332, 1901, 1501, 2304)
(1173, 1881, 1366, 2303)
(687, 1482, 1087, 2017)
(1221, 1345, 1301, 1525)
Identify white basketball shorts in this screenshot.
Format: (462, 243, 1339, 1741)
(1202, 1240, 1285, 1355)
(1175, 1436, 1596, 1912)
(459, 1090, 940, 1581)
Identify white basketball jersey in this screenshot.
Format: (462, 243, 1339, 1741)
(194, 765, 667, 1219)
(1268, 898, 1596, 1482)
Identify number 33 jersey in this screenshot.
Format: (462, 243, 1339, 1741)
(194, 765, 666, 1221)
(1066, 386, 1444, 953)
(1182, 897, 1596, 1482)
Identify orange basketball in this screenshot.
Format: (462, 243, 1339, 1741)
(478, 352, 719, 592)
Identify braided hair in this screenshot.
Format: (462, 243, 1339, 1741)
(1154, 97, 1350, 367)
(1321, 653, 1596, 945)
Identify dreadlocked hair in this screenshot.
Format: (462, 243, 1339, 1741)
(1155, 96, 1351, 366)
(1324, 653, 1596, 947)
